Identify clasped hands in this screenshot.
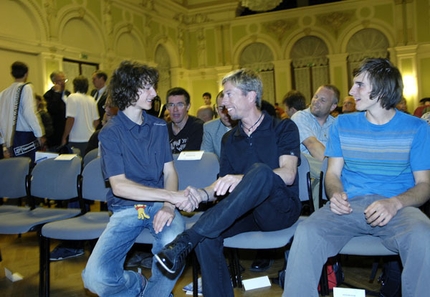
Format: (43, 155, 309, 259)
(174, 186, 206, 212)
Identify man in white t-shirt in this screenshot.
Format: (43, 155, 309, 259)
(61, 75, 99, 155)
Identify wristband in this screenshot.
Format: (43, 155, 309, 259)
(200, 188, 209, 203)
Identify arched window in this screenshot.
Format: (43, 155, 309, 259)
(347, 28, 389, 88)
(239, 42, 276, 105)
(290, 36, 329, 104)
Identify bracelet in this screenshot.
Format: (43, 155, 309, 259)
(200, 188, 209, 203)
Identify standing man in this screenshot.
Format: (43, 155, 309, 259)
(203, 91, 217, 118)
(166, 87, 204, 154)
(91, 70, 108, 129)
(61, 75, 99, 155)
(341, 95, 357, 113)
(82, 60, 192, 297)
(156, 69, 302, 297)
(283, 58, 430, 297)
(200, 91, 237, 158)
(43, 71, 70, 150)
(0, 61, 44, 164)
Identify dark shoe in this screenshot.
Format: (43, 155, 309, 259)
(249, 258, 274, 272)
(125, 251, 152, 268)
(140, 255, 153, 269)
(155, 235, 193, 274)
(50, 246, 84, 261)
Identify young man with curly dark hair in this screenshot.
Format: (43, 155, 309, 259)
(82, 61, 196, 297)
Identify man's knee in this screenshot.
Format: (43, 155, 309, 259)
(246, 163, 273, 179)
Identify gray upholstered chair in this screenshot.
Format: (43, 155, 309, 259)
(83, 147, 98, 167)
(223, 153, 313, 288)
(0, 157, 83, 297)
(39, 157, 109, 296)
(0, 157, 31, 214)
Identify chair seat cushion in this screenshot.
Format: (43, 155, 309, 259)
(0, 205, 30, 214)
(0, 208, 81, 234)
(339, 235, 397, 256)
(42, 212, 110, 240)
(223, 216, 306, 249)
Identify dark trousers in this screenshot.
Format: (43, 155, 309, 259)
(193, 163, 301, 297)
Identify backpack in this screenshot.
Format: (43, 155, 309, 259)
(379, 257, 402, 297)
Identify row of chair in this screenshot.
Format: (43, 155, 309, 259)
(0, 152, 220, 297)
(0, 152, 398, 296)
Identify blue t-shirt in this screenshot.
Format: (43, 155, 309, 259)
(99, 111, 173, 207)
(325, 111, 430, 199)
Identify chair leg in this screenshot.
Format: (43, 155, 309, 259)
(369, 257, 380, 283)
(191, 252, 199, 297)
(228, 248, 243, 288)
(39, 233, 50, 297)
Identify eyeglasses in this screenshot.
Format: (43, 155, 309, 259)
(166, 102, 187, 109)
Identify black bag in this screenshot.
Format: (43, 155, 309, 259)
(379, 257, 402, 297)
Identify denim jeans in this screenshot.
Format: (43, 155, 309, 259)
(283, 195, 430, 297)
(193, 163, 301, 297)
(82, 202, 185, 297)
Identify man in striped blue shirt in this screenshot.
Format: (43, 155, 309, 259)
(284, 58, 430, 297)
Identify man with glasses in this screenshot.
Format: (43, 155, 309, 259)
(166, 87, 204, 154)
(43, 71, 70, 150)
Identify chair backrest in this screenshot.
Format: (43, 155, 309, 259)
(81, 157, 109, 202)
(173, 152, 219, 190)
(298, 153, 314, 213)
(83, 148, 99, 167)
(318, 157, 329, 207)
(0, 157, 31, 199)
(30, 156, 82, 200)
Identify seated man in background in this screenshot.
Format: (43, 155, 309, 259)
(283, 58, 430, 297)
(341, 95, 356, 113)
(282, 90, 306, 119)
(196, 105, 214, 122)
(166, 87, 204, 154)
(200, 91, 237, 158)
(156, 68, 302, 297)
(291, 84, 339, 208)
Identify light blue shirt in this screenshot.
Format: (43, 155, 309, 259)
(291, 107, 334, 155)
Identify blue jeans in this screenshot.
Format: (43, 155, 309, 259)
(283, 195, 430, 297)
(82, 202, 185, 297)
(193, 163, 301, 297)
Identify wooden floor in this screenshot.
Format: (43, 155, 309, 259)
(0, 230, 384, 297)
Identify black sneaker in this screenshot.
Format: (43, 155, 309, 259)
(155, 236, 193, 274)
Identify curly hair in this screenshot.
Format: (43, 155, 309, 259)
(109, 61, 159, 110)
(221, 68, 263, 108)
(353, 58, 403, 110)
